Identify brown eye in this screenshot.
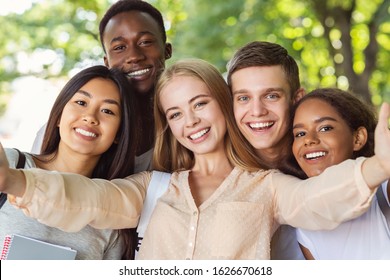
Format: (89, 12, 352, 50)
(102, 109, 114, 115)
(75, 100, 86, 106)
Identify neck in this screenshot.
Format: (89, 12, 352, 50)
(189, 149, 234, 207)
(256, 148, 281, 169)
(192, 148, 233, 176)
(256, 136, 291, 169)
(135, 92, 155, 156)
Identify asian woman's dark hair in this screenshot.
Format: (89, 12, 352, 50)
(39, 65, 139, 259)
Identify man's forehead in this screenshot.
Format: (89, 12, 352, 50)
(232, 66, 289, 86)
(103, 10, 162, 40)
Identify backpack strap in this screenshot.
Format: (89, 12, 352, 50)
(0, 149, 26, 209)
(135, 171, 171, 253)
(376, 183, 390, 228)
(14, 149, 26, 169)
(0, 193, 6, 209)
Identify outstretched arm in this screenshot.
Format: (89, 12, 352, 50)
(273, 103, 390, 230)
(0, 143, 149, 231)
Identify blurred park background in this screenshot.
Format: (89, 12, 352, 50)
(0, 0, 389, 151)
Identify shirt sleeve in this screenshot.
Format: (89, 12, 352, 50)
(8, 169, 151, 232)
(272, 157, 376, 230)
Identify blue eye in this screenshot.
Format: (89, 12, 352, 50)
(265, 93, 279, 100)
(237, 96, 249, 102)
(169, 112, 181, 120)
(194, 101, 207, 109)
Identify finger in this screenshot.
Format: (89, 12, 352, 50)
(378, 102, 390, 131)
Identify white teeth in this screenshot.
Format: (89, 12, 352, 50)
(305, 151, 326, 159)
(249, 122, 274, 129)
(189, 128, 209, 140)
(127, 68, 150, 77)
(75, 128, 97, 138)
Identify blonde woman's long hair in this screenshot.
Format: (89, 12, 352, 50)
(153, 58, 262, 172)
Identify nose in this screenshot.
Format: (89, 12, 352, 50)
(82, 110, 99, 125)
(185, 112, 200, 127)
(125, 44, 146, 64)
(304, 132, 320, 146)
(251, 98, 268, 117)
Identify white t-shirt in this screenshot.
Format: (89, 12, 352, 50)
(30, 124, 46, 154)
(296, 181, 390, 259)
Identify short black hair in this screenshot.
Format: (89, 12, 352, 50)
(99, 0, 167, 53)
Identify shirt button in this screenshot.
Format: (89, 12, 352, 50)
(185, 258, 190, 260)
(191, 226, 195, 231)
(189, 242, 193, 247)
(193, 211, 197, 216)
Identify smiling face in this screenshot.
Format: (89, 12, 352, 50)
(231, 65, 292, 156)
(102, 10, 171, 96)
(159, 75, 227, 156)
(292, 98, 363, 177)
(58, 77, 122, 157)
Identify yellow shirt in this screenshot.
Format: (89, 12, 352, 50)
(10, 158, 374, 259)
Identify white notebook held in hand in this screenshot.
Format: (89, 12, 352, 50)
(1, 234, 77, 260)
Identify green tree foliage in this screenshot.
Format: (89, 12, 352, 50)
(0, 0, 112, 113)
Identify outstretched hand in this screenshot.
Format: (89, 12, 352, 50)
(375, 102, 390, 175)
(0, 142, 10, 192)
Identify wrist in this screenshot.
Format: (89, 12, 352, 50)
(7, 169, 26, 197)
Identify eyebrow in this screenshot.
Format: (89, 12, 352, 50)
(164, 94, 211, 115)
(110, 31, 157, 45)
(76, 89, 121, 106)
(293, 116, 338, 129)
(232, 87, 286, 95)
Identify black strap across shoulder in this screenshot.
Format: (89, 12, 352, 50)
(0, 149, 26, 209)
(0, 192, 6, 209)
(376, 185, 390, 228)
(14, 149, 26, 169)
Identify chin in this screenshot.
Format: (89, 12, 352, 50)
(135, 86, 154, 97)
(307, 170, 323, 178)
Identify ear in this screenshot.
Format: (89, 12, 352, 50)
(292, 88, 305, 104)
(353, 126, 368, 152)
(103, 56, 109, 67)
(165, 43, 173, 60)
